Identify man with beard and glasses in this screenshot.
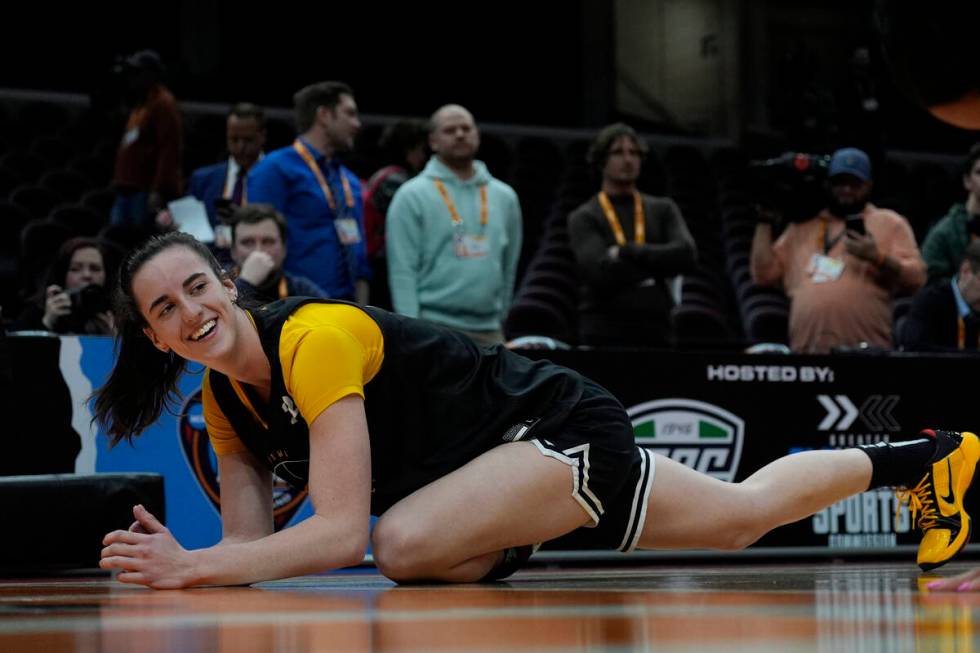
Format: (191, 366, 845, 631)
(750, 147, 926, 353)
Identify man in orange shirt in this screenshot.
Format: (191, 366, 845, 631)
(751, 147, 926, 353)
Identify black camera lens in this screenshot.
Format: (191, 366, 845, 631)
(68, 284, 110, 317)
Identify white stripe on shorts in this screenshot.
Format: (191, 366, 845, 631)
(529, 438, 602, 526)
(618, 448, 655, 553)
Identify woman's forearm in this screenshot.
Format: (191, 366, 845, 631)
(190, 513, 368, 586)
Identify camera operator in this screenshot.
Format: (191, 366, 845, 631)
(750, 147, 926, 353)
(14, 238, 117, 336)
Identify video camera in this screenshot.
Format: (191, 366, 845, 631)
(59, 284, 111, 334)
(749, 152, 831, 224)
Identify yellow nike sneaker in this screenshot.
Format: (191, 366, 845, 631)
(897, 430, 980, 571)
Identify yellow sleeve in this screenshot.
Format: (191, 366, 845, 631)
(201, 369, 249, 456)
(280, 304, 384, 426)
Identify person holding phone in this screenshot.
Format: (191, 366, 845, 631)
(750, 147, 926, 353)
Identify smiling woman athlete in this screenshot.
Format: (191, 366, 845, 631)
(92, 232, 978, 588)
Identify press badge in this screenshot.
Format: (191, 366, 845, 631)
(808, 253, 844, 283)
(455, 233, 489, 258)
(334, 218, 361, 245)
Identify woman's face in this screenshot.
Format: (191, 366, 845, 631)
(65, 247, 106, 290)
(132, 246, 240, 365)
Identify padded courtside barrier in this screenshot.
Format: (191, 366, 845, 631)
(0, 473, 164, 573)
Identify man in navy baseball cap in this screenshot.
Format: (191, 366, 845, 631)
(828, 147, 872, 183)
(750, 141, 926, 354)
(826, 147, 874, 218)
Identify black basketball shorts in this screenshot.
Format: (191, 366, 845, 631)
(510, 378, 656, 553)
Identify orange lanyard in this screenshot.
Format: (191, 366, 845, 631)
(292, 140, 354, 212)
(957, 315, 980, 350)
(816, 219, 846, 255)
(598, 191, 644, 246)
(433, 179, 488, 229)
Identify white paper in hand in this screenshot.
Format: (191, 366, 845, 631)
(167, 196, 215, 243)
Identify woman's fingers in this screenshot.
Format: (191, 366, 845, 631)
(100, 554, 142, 571)
(926, 568, 980, 592)
(103, 529, 146, 546)
(115, 571, 150, 586)
(133, 504, 168, 534)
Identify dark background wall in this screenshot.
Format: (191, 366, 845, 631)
(1, 3, 598, 126)
(2, 1, 978, 153)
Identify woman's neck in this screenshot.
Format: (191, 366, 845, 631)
(213, 308, 272, 397)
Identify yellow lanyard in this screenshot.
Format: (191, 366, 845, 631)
(598, 191, 644, 247)
(292, 140, 354, 212)
(433, 179, 488, 229)
(957, 315, 980, 350)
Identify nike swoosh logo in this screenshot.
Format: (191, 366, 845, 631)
(940, 459, 956, 505)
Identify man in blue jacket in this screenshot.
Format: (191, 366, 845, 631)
(247, 81, 369, 303)
(386, 104, 522, 345)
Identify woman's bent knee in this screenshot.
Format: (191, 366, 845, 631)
(371, 516, 432, 581)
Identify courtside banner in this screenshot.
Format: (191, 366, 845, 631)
(528, 349, 980, 553)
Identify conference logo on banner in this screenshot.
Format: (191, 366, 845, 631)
(178, 388, 308, 531)
(627, 399, 744, 481)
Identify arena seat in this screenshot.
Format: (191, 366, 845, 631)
(0, 151, 47, 184)
(80, 187, 117, 220)
(49, 204, 107, 237)
(40, 168, 94, 202)
(9, 184, 58, 220)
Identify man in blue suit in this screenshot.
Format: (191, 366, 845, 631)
(187, 103, 267, 249)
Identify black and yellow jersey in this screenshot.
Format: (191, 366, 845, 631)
(202, 303, 384, 456)
(202, 298, 584, 514)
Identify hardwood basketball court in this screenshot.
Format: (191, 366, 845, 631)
(3, 559, 979, 652)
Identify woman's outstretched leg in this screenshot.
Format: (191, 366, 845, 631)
(637, 429, 980, 570)
(636, 449, 871, 551)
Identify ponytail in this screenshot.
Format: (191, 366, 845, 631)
(90, 232, 227, 445)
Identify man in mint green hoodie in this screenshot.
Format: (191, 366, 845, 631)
(385, 105, 522, 345)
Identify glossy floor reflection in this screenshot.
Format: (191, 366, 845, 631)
(2, 560, 980, 652)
